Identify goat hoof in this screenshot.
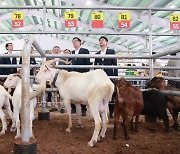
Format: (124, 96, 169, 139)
(10, 127, 16, 132)
(0, 131, 5, 136)
(172, 125, 180, 131)
(78, 124, 83, 128)
(130, 127, 134, 131)
(164, 128, 170, 132)
(125, 136, 130, 140)
(98, 136, 104, 141)
(65, 128, 71, 132)
(87, 141, 95, 147)
(30, 134, 35, 139)
(113, 136, 117, 140)
(135, 128, 139, 132)
(15, 135, 21, 139)
(174, 127, 180, 131)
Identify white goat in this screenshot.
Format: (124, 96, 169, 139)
(4, 74, 37, 139)
(0, 85, 13, 136)
(35, 59, 114, 147)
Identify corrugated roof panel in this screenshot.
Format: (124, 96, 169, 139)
(154, 0, 171, 7)
(109, 0, 122, 6)
(136, 0, 152, 7)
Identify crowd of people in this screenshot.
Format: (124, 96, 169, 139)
(0, 36, 179, 118)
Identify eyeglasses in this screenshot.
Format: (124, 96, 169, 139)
(72, 39, 79, 43)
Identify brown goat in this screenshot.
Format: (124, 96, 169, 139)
(146, 77, 180, 130)
(113, 78, 144, 140)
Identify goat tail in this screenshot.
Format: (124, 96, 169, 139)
(107, 83, 114, 102)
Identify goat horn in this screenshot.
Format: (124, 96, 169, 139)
(44, 59, 69, 67)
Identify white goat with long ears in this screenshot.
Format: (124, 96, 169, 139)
(35, 59, 114, 147)
(4, 74, 37, 139)
(0, 85, 13, 136)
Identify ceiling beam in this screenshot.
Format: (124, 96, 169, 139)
(0, 9, 146, 46)
(2, 24, 129, 51)
(62, 0, 169, 29)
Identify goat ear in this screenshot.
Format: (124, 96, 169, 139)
(13, 73, 21, 78)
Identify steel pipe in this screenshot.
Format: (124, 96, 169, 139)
(160, 90, 180, 96)
(0, 54, 180, 59)
(0, 6, 179, 11)
(150, 49, 180, 59)
(0, 31, 180, 36)
(0, 64, 179, 70)
(21, 37, 31, 142)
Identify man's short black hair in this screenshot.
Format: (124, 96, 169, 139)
(53, 46, 60, 49)
(64, 49, 71, 53)
(5, 43, 12, 50)
(72, 37, 81, 43)
(170, 52, 177, 56)
(152, 52, 156, 55)
(99, 36, 108, 42)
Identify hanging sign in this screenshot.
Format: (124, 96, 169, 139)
(12, 12, 24, 28)
(65, 11, 77, 28)
(170, 14, 180, 30)
(118, 12, 130, 28)
(91, 12, 104, 28)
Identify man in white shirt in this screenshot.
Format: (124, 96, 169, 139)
(71, 37, 90, 116)
(94, 36, 118, 118)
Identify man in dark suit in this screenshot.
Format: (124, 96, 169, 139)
(0, 43, 17, 125)
(0, 43, 17, 80)
(71, 37, 90, 116)
(94, 36, 118, 118)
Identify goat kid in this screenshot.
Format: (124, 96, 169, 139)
(146, 77, 180, 130)
(0, 85, 13, 136)
(113, 78, 144, 140)
(4, 74, 37, 139)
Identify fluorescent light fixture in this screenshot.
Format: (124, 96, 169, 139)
(86, 0, 92, 6)
(170, 4, 176, 8)
(2, 1, 7, 5)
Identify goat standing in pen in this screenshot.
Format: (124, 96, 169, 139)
(34, 59, 114, 147)
(113, 78, 144, 140)
(0, 85, 13, 136)
(4, 73, 37, 139)
(146, 77, 180, 130)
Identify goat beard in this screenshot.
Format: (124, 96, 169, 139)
(30, 81, 46, 100)
(39, 81, 46, 92)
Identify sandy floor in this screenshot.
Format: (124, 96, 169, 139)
(0, 109, 180, 154)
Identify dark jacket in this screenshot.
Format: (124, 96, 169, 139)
(0, 53, 17, 75)
(71, 48, 90, 73)
(19, 57, 36, 75)
(94, 49, 118, 76)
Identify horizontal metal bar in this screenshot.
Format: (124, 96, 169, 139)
(0, 31, 148, 35)
(160, 90, 180, 96)
(0, 31, 179, 36)
(142, 89, 180, 96)
(0, 6, 179, 11)
(0, 64, 179, 70)
(12, 49, 149, 53)
(0, 75, 179, 81)
(150, 48, 180, 59)
(0, 54, 180, 60)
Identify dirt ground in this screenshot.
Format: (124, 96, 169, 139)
(0, 109, 180, 154)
